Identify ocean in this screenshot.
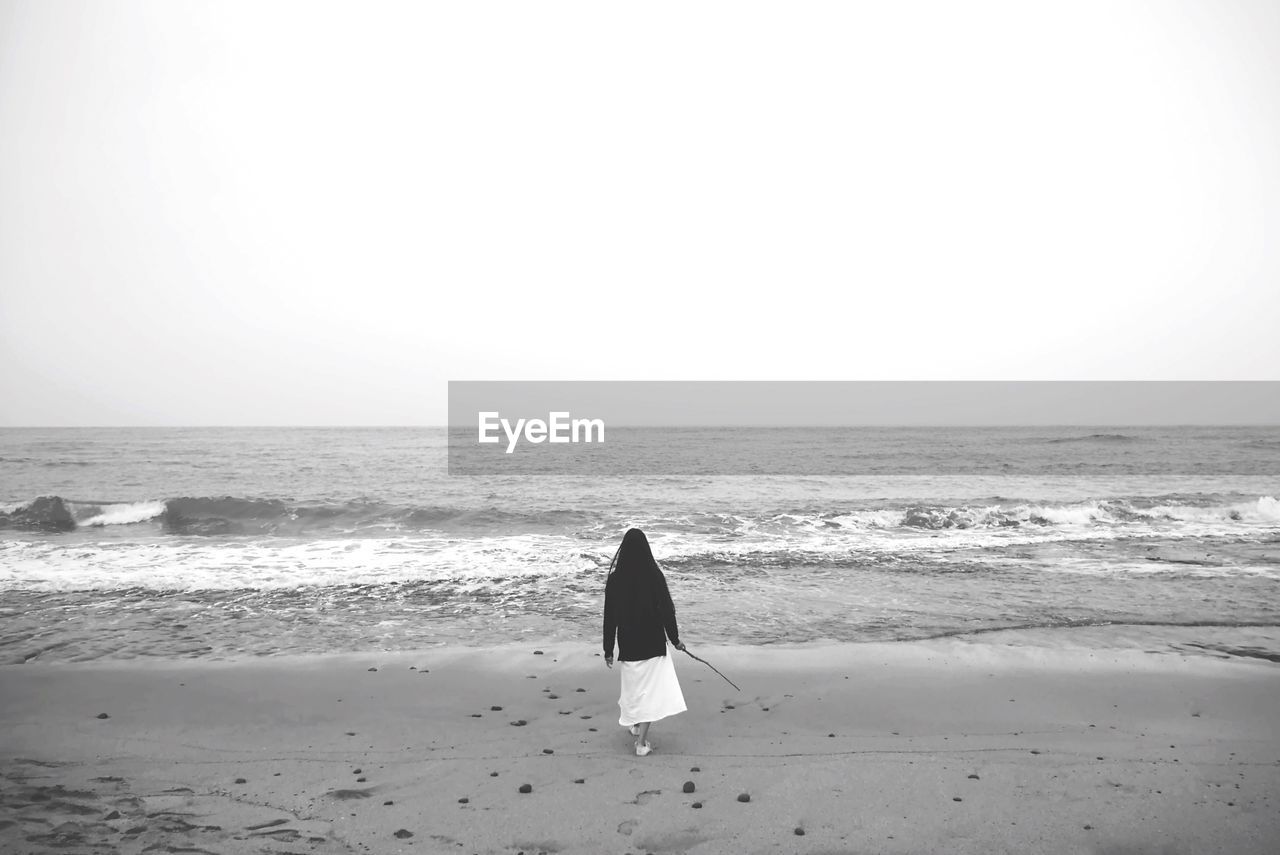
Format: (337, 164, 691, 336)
(2, 426, 1278, 664)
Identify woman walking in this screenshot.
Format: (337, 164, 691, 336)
(603, 528, 687, 756)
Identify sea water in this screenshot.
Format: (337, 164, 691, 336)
(2, 426, 1278, 663)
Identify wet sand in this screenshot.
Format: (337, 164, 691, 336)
(2, 638, 1278, 854)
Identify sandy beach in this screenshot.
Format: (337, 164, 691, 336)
(2, 636, 1277, 855)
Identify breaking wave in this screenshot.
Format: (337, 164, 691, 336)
(0, 494, 1276, 537)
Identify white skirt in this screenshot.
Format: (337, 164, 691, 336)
(617, 651, 687, 727)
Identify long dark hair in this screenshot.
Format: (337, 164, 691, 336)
(608, 527, 660, 578)
(606, 528, 669, 626)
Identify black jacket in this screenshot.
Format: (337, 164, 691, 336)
(603, 568, 680, 661)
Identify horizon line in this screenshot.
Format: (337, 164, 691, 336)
(3, 423, 1279, 430)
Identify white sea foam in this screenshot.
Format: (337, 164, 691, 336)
(1027, 503, 1105, 526)
(77, 500, 167, 527)
(2, 492, 1277, 592)
(1149, 496, 1280, 524)
(0, 535, 600, 592)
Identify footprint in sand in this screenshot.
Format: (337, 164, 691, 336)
(325, 788, 374, 800)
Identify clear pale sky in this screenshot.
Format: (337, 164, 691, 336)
(1, 1, 1277, 426)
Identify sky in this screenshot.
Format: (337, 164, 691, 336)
(1, 1, 1278, 426)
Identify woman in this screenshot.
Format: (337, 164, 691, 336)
(602, 528, 687, 756)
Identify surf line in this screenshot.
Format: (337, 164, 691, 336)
(477, 412, 605, 454)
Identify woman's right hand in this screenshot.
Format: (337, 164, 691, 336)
(674, 641, 686, 652)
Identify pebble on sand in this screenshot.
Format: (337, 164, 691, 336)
(683, 782, 695, 793)
(576, 688, 586, 692)
(573, 779, 585, 784)
(533, 650, 544, 655)
(490, 772, 499, 777)
(737, 793, 751, 803)
(690, 766, 700, 772)
(458, 797, 469, 804)
(368, 667, 377, 672)
(543, 749, 554, 754)
(491, 706, 503, 711)
(968, 774, 980, 780)
(393, 829, 413, 839)
(511, 720, 528, 727)
(519, 784, 533, 794)
(383, 800, 394, 806)
(692, 802, 702, 809)
(96, 713, 110, 719)
(794, 827, 805, 836)
(234, 778, 247, 784)
(353, 769, 362, 774)
(953, 797, 962, 802)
